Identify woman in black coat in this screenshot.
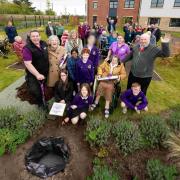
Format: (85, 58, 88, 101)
(54, 69, 74, 104)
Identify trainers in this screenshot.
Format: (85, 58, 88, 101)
(104, 109, 109, 118)
(122, 107, 127, 114)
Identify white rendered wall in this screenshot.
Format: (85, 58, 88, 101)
(140, 0, 180, 18)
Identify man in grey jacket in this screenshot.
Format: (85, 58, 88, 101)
(124, 33, 170, 95)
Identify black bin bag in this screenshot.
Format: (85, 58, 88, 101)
(25, 137, 70, 178)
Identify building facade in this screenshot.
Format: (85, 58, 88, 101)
(87, 0, 141, 27)
(139, 0, 180, 32)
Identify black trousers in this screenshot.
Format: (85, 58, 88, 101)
(127, 71, 152, 95)
(26, 75, 43, 106)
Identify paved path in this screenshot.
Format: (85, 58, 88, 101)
(0, 76, 36, 113)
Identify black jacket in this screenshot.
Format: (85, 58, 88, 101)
(54, 81, 74, 103)
(45, 25, 56, 37)
(24, 40, 49, 78)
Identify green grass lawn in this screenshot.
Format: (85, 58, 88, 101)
(0, 53, 24, 91)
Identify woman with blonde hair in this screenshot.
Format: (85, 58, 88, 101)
(47, 35, 67, 88)
(65, 30, 83, 56)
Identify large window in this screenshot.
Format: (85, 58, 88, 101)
(169, 18, 180, 27)
(93, 16, 97, 24)
(110, 1, 118, 9)
(151, 0, 164, 8)
(93, 2, 98, 9)
(124, 0, 135, 8)
(174, 0, 180, 7)
(148, 17, 161, 25)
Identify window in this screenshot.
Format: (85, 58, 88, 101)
(124, 0, 135, 8)
(93, 16, 97, 24)
(148, 17, 161, 25)
(151, 0, 164, 8)
(169, 18, 180, 27)
(123, 16, 133, 23)
(110, 1, 118, 9)
(93, 2, 98, 9)
(174, 0, 180, 7)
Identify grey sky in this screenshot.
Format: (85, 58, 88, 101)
(29, 0, 86, 15)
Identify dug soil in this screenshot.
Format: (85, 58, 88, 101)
(0, 119, 94, 180)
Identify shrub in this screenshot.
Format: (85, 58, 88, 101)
(165, 133, 180, 168)
(140, 115, 169, 148)
(21, 110, 46, 135)
(86, 116, 112, 147)
(113, 120, 142, 155)
(0, 128, 29, 156)
(168, 110, 180, 133)
(0, 107, 20, 129)
(87, 158, 120, 180)
(146, 159, 178, 180)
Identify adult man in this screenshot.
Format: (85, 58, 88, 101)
(124, 33, 170, 95)
(45, 21, 56, 37)
(107, 16, 117, 34)
(23, 30, 49, 109)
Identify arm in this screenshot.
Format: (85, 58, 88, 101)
(123, 51, 133, 63)
(54, 82, 61, 102)
(67, 59, 75, 80)
(65, 83, 73, 103)
(156, 42, 170, 58)
(119, 64, 126, 80)
(121, 91, 135, 110)
(137, 93, 148, 110)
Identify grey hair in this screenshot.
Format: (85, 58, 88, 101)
(48, 35, 60, 45)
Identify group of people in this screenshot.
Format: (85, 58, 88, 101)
(8, 17, 170, 125)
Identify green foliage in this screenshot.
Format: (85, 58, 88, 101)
(86, 116, 112, 146)
(168, 110, 180, 133)
(87, 158, 120, 180)
(113, 121, 142, 155)
(0, 107, 20, 129)
(21, 110, 46, 135)
(0, 128, 28, 155)
(146, 159, 178, 180)
(140, 115, 169, 148)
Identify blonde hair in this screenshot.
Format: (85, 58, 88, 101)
(69, 30, 78, 40)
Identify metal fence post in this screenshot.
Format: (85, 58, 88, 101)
(24, 15, 27, 28)
(34, 15, 37, 27)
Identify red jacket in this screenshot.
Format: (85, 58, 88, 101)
(13, 41, 26, 60)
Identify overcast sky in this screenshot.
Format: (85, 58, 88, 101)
(29, 0, 86, 15)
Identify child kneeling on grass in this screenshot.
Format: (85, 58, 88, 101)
(120, 82, 148, 114)
(63, 83, 93, 125)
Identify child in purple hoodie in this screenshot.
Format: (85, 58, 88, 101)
(120, 82, 148, 114)
(63, 83, 93, 125)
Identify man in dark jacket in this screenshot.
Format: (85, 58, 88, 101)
(152, 24, 161, 43)
(124, 33, 170, 95)
(23, 30, 49, 109)
(107, 16, 117, 34)
(45, 21, 56, 37)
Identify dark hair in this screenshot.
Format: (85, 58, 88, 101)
(58, 69, 69, 91)
(80, 83, 91, 96)
(110, 55, 121, 65)
(29, 30, 40, 36)
(81, 48, 90, 55)
(71, 48, 78, 55)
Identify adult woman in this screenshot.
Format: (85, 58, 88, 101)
(65, 30, 83, 56)
(124, 33, 170, 95)
(47, 35, 66, 88)
(106, 35, 130, 63)
(54, 69, 73, 104)
(91, 55, 126, 118)
(5, 21, 18, 43)
(86, 34, 100, 72)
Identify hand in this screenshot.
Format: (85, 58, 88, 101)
(36, 74, 45, 81)
(60, 100, 65, 104)
(71, 105, 77, 109)
(105, 57, 109, 62)
(161, 33, 171, 43)
(134, 106, 137, 111)
(97, 75, 101, 79)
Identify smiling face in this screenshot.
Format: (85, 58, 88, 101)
(71, 32, 77, 39)
(50, 37, 59, 49)
(71, 50, 78, 59)
(111, 56, 118, 65)
(30, 31, 41, 46)
(140, 34, 150, 47)
(60, 72, 67, 82)
(132, 86, 141, 96)
(81, 86, 88, 97)
(117, 35, 124, 44)
(82, 52, 89, 62)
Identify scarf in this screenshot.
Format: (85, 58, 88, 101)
(110, 62, 118, 75)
